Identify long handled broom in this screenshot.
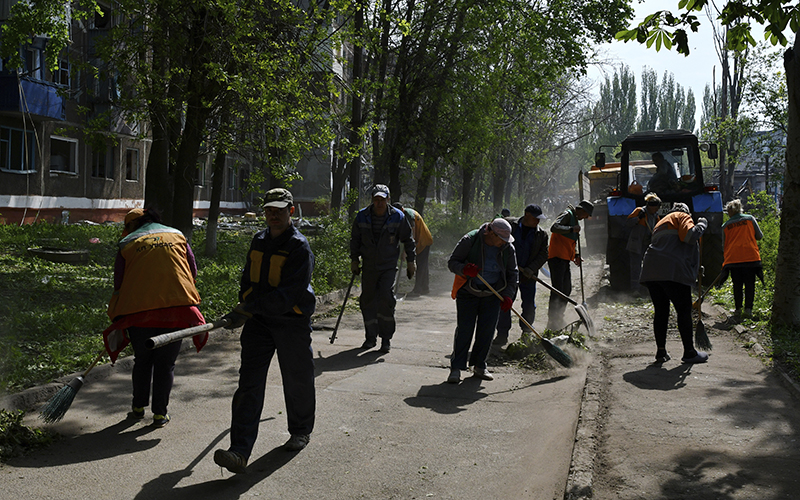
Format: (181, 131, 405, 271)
(694, 238, 713, 351)
(40, 320, 228, 423)
(330, 273, 356, 344)
(475, 273, 573, 368)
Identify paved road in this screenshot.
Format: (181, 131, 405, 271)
(4, 255, 800, 500)
(2, 266, 586, 500)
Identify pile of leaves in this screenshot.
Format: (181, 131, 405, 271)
(0, 410, 57, 462)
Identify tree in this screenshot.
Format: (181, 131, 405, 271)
(596, 64, 638, 144)
(616, 1, 800, 326)
(639, 67, 660, 130)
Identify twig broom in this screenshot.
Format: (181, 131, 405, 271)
(39, 349, 105, 424)
(475, 273, 573, 368)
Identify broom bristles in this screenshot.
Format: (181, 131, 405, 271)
(39, 376, 83, 424)
(695, 322, 713, 351)
(542, 338, 573, 368)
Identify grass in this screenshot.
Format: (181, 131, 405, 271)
(0, 214, 358, 395)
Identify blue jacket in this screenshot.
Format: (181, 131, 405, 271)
(238, 223, 316, 319)
(350, 204, 415, 271)
(508, 217, 549, 284)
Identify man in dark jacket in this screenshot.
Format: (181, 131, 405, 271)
(214, 188, 317, 474)
(494, 204, 549, 345)
(447, 219, 518, 384)
(350, 185, 416, 353)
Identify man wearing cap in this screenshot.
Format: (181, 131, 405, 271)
(447, 218, 518, 383)
(494, 204, 549, 345)
(214, 188, 317, 474)
(350, 184, 416, 353)
(546, 200, 593, 330)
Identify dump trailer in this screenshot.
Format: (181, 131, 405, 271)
(579, 160, 657, 255)
(594, 130, 723, 291)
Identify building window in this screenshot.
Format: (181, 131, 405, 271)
(125, 148, 139, 180)
(52, 57, 70, 88)
(91, 146, 115, 179)
(50, 136, 78, 174)
(24, 48, 42, 80)
(227, 163, 236, 190)
(0, 127, 36, 172)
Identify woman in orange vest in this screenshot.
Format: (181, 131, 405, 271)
(104, 208, 206, 427)
(721, 199, 763, 319)
(626, 193, 661, 292)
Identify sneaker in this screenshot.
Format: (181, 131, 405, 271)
(472, 367, 494, 381)
(214, 449, 247, 474)
(152, 414, 170, 427)
(360, 339, 377, 349)
(129, 406, 145, 419)
(447, 368, 461, 384)
(655, 349, 671, 363)
(379, 339, 391, 353)
(284, 434, 310, 451)
(681, 351, 709, 364)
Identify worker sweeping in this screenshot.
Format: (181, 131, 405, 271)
(104, 208, 207, 427)
(626, 193, 661, 293)
(639, 203, 708, 364)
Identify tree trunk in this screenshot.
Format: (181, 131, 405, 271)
(492, 152, 507, 214)
(414, 154, 434, 215)
(772, 38, 800, 327)
(145, 111, 173, 216)
(204, 146, 227, 257)
(461, 166, 473, 214)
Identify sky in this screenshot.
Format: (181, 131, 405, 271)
(583, 0, 723, 126)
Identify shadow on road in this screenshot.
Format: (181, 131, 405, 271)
(403, 377, 489, 414)
(9, 418, 161, 467)
(313, 347, 385, 375)
(623, 363, 694, 390)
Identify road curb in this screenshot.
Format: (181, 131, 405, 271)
(564, 358, 602, 500)
(0, 286, 358, 413)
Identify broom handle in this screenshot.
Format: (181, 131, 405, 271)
(145, 319, 230, 349)
(81, 350, 107, 377)
(474, 273, 546, 343)
(534, 276, 579, 306)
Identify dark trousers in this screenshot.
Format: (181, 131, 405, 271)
(496, 281, 536, 339)
(412, 246, 431, 294)
(128, 326, 183, 416)
(645, 281, 695, 356)
(547, 258, 572, 329)
(360, 267, 397, 341)
(730, 267, 757, 310)
(230, 316, 315, 460)
(452, 292, 501, 371)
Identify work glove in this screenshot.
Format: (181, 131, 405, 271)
(462, 263, 479, 278)
(350, 259, 361, 275)
(406, 261, 416, 279)
(222, 304, 251, 329)
(520, 267, 535, 279)
(638, 210, 646, 219)
(696, 217, 708, 231)
(500, 296, 514, 312)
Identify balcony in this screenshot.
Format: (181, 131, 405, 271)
(0, 76, 65, 120)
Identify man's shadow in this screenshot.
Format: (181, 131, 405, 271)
(623, 362, 694, 390)
(404, 377, 489, 414)
(313, 347, 386, 376)
(9, 418, 161, 468)
(133, 418, 299, 500)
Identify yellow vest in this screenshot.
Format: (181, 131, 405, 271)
(107, 223, 201, 320)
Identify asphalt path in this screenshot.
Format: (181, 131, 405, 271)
(1, 265, 587, 500)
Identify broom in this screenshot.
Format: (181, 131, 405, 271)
(694, 238, 713, 351)
(39, 349, 106, 424)
(475, 273, 573, 368)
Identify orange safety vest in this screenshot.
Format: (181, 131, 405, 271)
(723, 217, 761, 265)
(107, 223, 201, 319)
